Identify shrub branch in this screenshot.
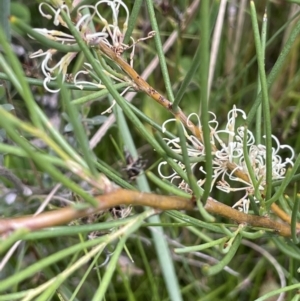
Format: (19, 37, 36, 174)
(0, 189, 297, 237)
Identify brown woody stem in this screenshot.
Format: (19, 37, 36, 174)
(0, 189, 194, 235)
(205, 197, 298, 237)
(0, 189, 297, 237)
(271, 202, 300, 228)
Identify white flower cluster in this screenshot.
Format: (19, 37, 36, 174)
(30, 0, 130, 92)
(158, 106, 295, 212)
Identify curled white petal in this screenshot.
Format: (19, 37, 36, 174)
(162, 118, 176, 133)
(43, 77, 60, 93)
(158, 161, 178, 179)
(53, 4, 70, 26)
(39, 3, 56, 20)
(187, 112, 201, 129)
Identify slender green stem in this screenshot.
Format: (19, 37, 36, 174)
(123, 0, 143, 44)
(68, 247, 103, 301)
(0, 29, 43, 129)
(18, 218, 135, 241)
(176, 119, 214, 222)
(250, 2, 272, 201)
(272, 173, 300, 188)
(72, 83, 129, 105)
(0, 292, 29, 300)
(127, 103, 175, 139)
(95, 160, 135, 190)
(176, 119, 201, 198)
(60, 83, 97, 175)
(205, 233, 242, 276)
(145, 0, 174, 102)
(255, 282, 300, 301)
(266, 153, 300, 206)
(249, 195, 260, 215)
(199, 0, 212, 204)
(91, 209, 155, 301)
(0, 143, 69, 167)
(114, 95, 184, 301)
(11, 16, 80, 53)
(96, 51, 129, 81)
(167, 210, 230, 235)
(272, 237, 300, 260)
(240, 230, 265, 239)
(136, 237, 160, 300)
(91, 236, 127, 301)
(248, 14, 300, 124)
(0, 0, 10, 42)
(0, 234, 109, 292)
(173, 44, 201, 110)
(0, 229, 29, 255)
(242, 127, 264, 207)
(291, 193, 300, 244)
(255, 9, 268, 144)
(146, 171, 191, 198)
(174, 237, 228, 253)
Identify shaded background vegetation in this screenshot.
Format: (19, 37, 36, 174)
(1, 1, 300, 301)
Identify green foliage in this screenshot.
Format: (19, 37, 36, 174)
(0, 1, 300, 301)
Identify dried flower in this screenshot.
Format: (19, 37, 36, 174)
(30, 0, 131, 92)
(30, 0, 156, 116)
(158, 106, 294, 213)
